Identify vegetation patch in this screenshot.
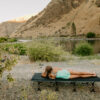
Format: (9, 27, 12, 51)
(0, 54, 17, 78)
(73, 42, 93, 56)
(86, 32, 96, 38)
(39, 90, 58, 100)
(0, 37, 17, 43)
(7, 73, 14, 82)
(71, 22, 76, 35)
(1, 43, 27, 55)
(27, 40, 66, 62)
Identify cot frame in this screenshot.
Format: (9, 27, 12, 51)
(31, 73, 100, 92)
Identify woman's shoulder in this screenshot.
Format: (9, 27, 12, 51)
(53, 67, 62, 71)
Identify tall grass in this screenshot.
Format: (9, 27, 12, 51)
(39, 90, 58, 100)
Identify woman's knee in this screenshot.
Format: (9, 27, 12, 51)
(70, 75, 80, 79)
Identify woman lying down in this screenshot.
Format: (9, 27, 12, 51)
(41, 66, 97, 79)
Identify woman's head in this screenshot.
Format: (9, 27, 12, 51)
(45, 66, 52, 72)
(45, 66, 53, 78)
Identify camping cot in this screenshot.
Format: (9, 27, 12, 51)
(32, 73, 100, 92)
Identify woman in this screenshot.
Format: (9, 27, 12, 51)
(41, 66, 96, 79)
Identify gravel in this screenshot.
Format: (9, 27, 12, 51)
(0, 57, 100, 100)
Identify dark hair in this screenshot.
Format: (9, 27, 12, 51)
(45, 66, 53, 79)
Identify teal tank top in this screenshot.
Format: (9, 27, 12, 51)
(56, 70, 70, 79)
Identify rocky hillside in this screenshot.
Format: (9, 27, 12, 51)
(0, 21, 23, 37)
(0, 15, 33, 37)
(11, 0, 100, 38)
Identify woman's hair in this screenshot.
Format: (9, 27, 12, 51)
(45, 66, 53, 78)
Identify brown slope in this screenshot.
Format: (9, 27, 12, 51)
(0, 15, 34, 37)
(11, 0, 100, 38)
(0, 21, 24, 37)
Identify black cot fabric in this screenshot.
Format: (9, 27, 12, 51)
(31, 73, 100, 82)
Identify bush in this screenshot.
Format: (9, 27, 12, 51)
(0, 55, 17, 78)
(28, 41, 66, 62)
(7, 38, 17, 42)
(0, 37, 7, 43)
(0, 37, 17, 43)
(2, 43, 27, 55)
(86, 32, 96, 38)
(72, 22, 76, 35)
(74, 42, 93, 56)
(13, 44, 26, 55)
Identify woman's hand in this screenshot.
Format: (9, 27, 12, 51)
(41, 72, 47, 78)
(49, 74, 56, 79)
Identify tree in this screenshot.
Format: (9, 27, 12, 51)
(71, 22, 76, 35)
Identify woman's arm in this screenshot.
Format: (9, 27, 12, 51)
(41, 72, 46, 78)
(49, 74, 56, 79)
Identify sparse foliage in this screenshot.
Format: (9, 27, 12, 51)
(39, 90, 58, 100)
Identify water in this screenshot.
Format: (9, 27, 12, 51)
(58, 39, 100, 54)
(3, 38, 100, 54)
(18, 39, 32, 43)
(32, 37, 100, 54)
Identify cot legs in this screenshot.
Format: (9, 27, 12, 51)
(36, 82, 96, 92)
(55, 82, 59, 91)
(90, 82, 95, 92)
(37, 82, 41, 91)
(72, 82, 76, 92)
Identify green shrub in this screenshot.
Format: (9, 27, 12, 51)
(0, 37, 7, 43)
(74, 42, 93, 56)
(28, 41, 66, 62)
(0, 55, 17, 78)
(7, 38, 17, 42)
(86, 32, 96, 38)
(7, 73, 14, 82)
(1, 43, 27, 55)
(13, 44, 26, 55)
(0, 37, 17, 43)
(72, 22, 76, 35)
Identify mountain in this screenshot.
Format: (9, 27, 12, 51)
(11, 0, 100, 38)
(9, 15, 34, 22)
(0, 15, 34, 37)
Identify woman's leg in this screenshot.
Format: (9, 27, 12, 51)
(70, 75, 80, 79)
(68, 70, 96, 75)
(70, 74, 96, 79)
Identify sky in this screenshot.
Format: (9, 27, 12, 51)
(0, 0, 51, 22)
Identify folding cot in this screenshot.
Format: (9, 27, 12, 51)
(31, 73, 100, 92)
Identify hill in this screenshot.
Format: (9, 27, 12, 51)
(0, 15, 34, 37)
(10, 0, 100, 38)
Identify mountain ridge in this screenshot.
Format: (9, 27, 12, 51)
(1, 0, 100, 38)
(0, 14, 34, 37)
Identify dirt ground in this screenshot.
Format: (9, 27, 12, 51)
(0, 56, 100, 100)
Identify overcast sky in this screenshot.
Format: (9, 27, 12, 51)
(0, 0, 51, 22)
